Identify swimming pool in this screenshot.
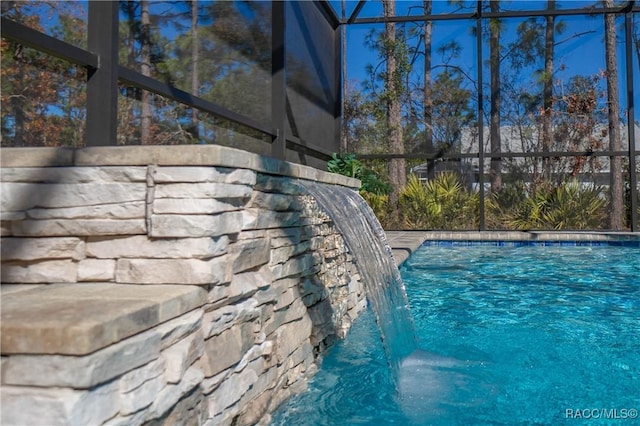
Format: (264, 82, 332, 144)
(271, 243, 640, 425)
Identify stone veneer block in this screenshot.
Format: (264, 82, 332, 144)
(1, 283, 207, 355)
(26, 201, 146, 220)
(86, 235, 229, 259)
(11, 219, 146, 237)
(1, 382, 120, 426)
(0, 166, 147, 183)
(116, 257, 232, 285)
(1, 259, 78, 283)
(151, 166, 256, 185)
(152, 198, 242, 215)
(149, 212, 243, 238)
(2, 330, 161, 388)
(0, 237, 85, 261)
(1, 183, 146, 211)
(77, 259, 116, 281)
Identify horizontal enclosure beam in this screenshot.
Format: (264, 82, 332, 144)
(348, 3, 638, 25)
(316, 0, 341, 29)
(357, 150, 639, 161)
(118, 66, 276, 139)
(287, 135, 333, 160)
(0, 17, 98, 68)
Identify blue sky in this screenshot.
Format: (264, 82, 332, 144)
(338, 1, 638, 120)
(11, 0, 639, 123)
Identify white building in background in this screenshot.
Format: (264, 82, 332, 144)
(410, 123, 639, 188)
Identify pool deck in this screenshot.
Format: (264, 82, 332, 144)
(385, 230, 640, 266)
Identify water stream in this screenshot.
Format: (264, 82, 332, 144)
(302, 182, 418, 380)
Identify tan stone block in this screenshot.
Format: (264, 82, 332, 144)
(87, 235, 229, 259)
(77, 258, 116, 281)
(231, 237, 271, 273)
(154, 182, 252, 199)
(225, 271, 266, 304)
(119, 373, 166, 416)
(1, 259, 77, 283)
(248, 192, 298, 211)
(1, 283, 206, 355)
(202, 299, 260, 339)
(242, 209, 301, 230)
(12, 219, 146, 236)
(149, 212, 243, 238)
(1, 382, 120, 426)
(27, 201, 145, 220)
(0, 182, 146, 210)
(0, 166, 147, 183)
(0, 237, 85, 261)
(161, 330, 205, 383)
(2, 298, 156, 357)
(270, 253, 315, 279)
(274, 316, 312, 362)
(264, 298, 308, 337)
(154, 309, 204, 350)
(201, 322, 254, 377)
(208, 368, 258, 417)
(0, 284, 45, 295)
(153, 198, 242, 214)
(118, 358, 166, 394)
(3, 326, 160, 388)
(267, 227, 302, 247)
(152, 167, 256, 185)
(116, 257, 232, 285)
(147, 365, 204, 420)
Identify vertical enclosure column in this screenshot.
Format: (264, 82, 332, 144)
(271, 1, 287, 160)
(625, 6, 638, 231)
(87, 1, 119, 146)
(476, 1, 486, 230)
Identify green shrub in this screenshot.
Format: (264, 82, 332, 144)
(497, 180, 607, 230)
(327, 153, 391, 195)
(399, 172, 478, 229)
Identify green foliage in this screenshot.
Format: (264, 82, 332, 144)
(490, 180, 607, 230)
(327, 153, 391, 196)
(361, 191, 390, 226)
(398, 173, 478, 229)
(327, 153, 361, 178)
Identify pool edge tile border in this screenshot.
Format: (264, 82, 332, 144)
(385, 231, 640, 266)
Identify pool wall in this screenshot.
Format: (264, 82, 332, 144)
(386, 231, 640, 266)
(0, 146, 368, 425)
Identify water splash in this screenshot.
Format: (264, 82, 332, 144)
(302, 182, 417, 380)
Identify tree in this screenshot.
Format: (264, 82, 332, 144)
(431, 69, 474, 151)
(422, 0, 434, 178)
(541, 0, 555, 179)
(489, 1, 502, 192)
(140, 0, 151, 144)
(1, 1, 86, 147)
(604, 0, 624, 229)
(382, 0, 406, 208)
(190, 0, 200, 140)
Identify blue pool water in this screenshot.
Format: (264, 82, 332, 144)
(271, 244, 640, 425)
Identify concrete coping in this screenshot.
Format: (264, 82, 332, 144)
(0, 145, 361, 189)
(385, 230, 640, 266)
(0, 283, 207, 356)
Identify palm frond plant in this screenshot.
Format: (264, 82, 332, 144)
(400, 172, 478, 229)
(502, 180, 606, 230)
(327, 153, 391, 196)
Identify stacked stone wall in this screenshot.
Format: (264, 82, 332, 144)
(0, 147, 367, 425)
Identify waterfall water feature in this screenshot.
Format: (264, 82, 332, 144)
(294, 182, 479, 423)
(302, 182, 418, 379)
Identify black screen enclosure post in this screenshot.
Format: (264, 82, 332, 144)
(86, 1, 119, 147)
